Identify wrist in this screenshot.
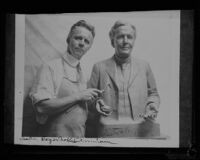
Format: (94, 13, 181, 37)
(73, 93, 81, 101)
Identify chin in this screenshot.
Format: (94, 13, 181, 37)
(119, 53, 131, 58)
(75, 52, 85, 60)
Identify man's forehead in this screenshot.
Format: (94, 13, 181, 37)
(115, 25, 135, 34)
(71, 26, 93, 37)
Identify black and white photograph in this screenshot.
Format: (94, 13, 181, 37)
(14, 11, 180, 147)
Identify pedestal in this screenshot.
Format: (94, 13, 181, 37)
(98, 119, 160, 138)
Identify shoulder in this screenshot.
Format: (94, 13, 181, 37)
(45, 58, 63, 70)
(38, 58, 63, 76)
(132, 57, 149, 68)
(46, 58, 62, 66)
(132, 57, 148, 64)
(93, 57, 113, 68)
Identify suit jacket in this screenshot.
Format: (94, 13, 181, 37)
(88, 56, 160, 121)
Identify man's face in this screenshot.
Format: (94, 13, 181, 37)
(68, 26, 93, 60)
(113, 25, 136, 58)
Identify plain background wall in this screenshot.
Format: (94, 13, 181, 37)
(22, 11, 180, 141)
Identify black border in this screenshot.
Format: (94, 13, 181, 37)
(2, 10, 199, 159)
(4, 14, 15, 145)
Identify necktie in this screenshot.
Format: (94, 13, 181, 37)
(76, 63, 84, 83)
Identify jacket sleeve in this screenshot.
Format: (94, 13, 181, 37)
(146, 63, 160, 110)
(86, 63, 101, 137)
(88, 63, 100, 89)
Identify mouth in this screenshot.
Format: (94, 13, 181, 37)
(120, 44, 131, 49)
(74, 48, 84, 54)
(75, 47, 83, 51)
(120, 47, 130, 50)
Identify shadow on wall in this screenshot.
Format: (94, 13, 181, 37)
(22, 65, 40, 137)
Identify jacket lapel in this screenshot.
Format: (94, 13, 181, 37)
(128, 58, 139, 88)
(105, 56, 120, 91)
(104, 56, 139, 90)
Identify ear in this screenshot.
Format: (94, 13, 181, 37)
(66, 37, 69, 44)
(66, 32, 72, 44)
(87, 37, 94, 49)
(111, 39, 115, 48)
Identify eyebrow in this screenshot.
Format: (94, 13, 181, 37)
(74, 35, 91, 42)
(117, 33, 134, 36)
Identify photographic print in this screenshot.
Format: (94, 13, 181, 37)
(14, 11, 180, 147)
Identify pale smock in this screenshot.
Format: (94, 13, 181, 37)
(29, 52, 88, 137)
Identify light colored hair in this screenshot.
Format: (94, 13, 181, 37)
(109, 20, 136, 47)
(66, 20, 95, 44)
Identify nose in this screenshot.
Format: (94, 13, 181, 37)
(79, 39, 84, 48)
(123, 36, 128, 43)
(79, 41, 84, 48)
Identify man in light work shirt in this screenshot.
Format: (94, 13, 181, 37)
(86, 20, 160, 138)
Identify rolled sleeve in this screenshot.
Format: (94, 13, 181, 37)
(29, 63, 56, 107)
(29, 64, 56, 124)
(30, 89, 54, 105)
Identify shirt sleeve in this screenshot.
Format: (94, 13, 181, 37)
(29, 63, 56, 106)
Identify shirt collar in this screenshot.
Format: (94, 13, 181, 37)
(63, 51, 80, 68)
(114, 54, 131, 65)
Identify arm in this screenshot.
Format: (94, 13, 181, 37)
(87, 63, 110, 116)
(88, 63, 100, 89)
(145, 63, 160, 119)
(36, 88, 101, 116)
(30, 63, 101, 116)
(87, 64, 100, 110)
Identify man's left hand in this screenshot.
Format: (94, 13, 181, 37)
(144, 103, 158, 120)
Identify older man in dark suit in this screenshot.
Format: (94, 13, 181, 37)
(86, 20, 160, 138)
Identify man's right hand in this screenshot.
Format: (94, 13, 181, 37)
(76, 88, 102, 101)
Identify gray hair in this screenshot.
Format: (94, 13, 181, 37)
(66, 20, 95, 44)
(109, 20, 136, 47)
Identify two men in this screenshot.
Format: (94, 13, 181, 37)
(87, 20, 160, 138)
(30, 19, 160, 138)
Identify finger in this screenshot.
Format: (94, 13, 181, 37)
(96, 104, 110, 116)
(91, 92, 98, 98)
(96, 103, 103, 113)
(90, 96, 94, 100)
(152, 113, 157, 118)
(89, 94, 95, 100)
(103, 112, 111, 116)
(149, 105, 158, 112)
(142, 114, 148, 119)
(92, 88, 103, 94)
(98, 99, 105, 105)
(149, 113, 157, 120)
(100, 111, 110, 116)
(87, 96, 92, 101)
(99, 109, 112, 116)
(147, 113, 153, 119)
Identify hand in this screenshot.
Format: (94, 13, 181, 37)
(144, 103, 158, 120)
(76, 88, 102, 101)
(96, 99, 113, 116)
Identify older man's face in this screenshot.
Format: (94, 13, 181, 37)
(113, 25, 136, 58)
(68, 26, 93, 60)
